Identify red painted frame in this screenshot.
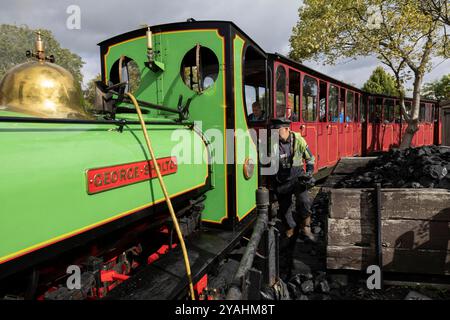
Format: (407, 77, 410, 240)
(271, 58, 440, 176)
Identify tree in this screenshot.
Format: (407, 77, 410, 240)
(0, 24, 84, 86)
(289, 0, 447, 148)
(422, 74, 450, 100)
(420, 0, 450, 26)
(362, 66, 399, 96)
(83, 74, 101, 110)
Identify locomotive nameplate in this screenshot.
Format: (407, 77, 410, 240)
(86, 157, 177, 194)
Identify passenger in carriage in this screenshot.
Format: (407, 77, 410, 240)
(333, 104, 351, 122)
(333, 103, 346, 123)
(248, 101, 266, 121)
(271, 118, 316, 243)
(286, 107, 298, 122)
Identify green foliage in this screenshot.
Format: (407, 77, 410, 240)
(0, 24, 84, 85)
(420, 0, 450, 26)
(362, 66, 399, 96)
(289, 0, 443, 69)
(127, 60, 141, 95)
(422, 74, 450, 100)
(83, 74, 101, 110)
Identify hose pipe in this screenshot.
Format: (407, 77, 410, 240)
(126, 92, 196, 300)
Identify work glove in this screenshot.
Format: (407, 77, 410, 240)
(298, 172, 315, 188)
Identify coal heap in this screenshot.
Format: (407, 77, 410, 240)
(337, 146, 450, 189)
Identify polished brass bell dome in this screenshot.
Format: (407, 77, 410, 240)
(0, 32, 93, 120)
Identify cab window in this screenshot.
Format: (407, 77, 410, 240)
(243, 46, 267, 122)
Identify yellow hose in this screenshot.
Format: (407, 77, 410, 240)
(126, 93, 196, 300)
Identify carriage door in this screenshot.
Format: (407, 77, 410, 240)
(327, 84, 339, 164)
(344, 90, 354, 156)
(317, 81, 329, 168)
(382, 99, 394, 151)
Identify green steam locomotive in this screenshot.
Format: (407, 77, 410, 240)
(0, 21, 266, 299)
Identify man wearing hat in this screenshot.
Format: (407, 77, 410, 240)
(271, 118, 316, 242)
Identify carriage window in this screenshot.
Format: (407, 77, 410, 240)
(243, 46, 267, 122)
(368, 97, 375, 122)
(360, 95, 366, 123)
(384, 99, 395, 123)
(328, 85, 339, 122)
(419, 103, 426, 122)
(354, 94, 360, 122)
(425, 104, 432, 122)
(369, 97, 382, 123)
(288, 69, 300, 122)
(302, 75, 318, 122)
(394, 101, 401, 123)
(319, 81, 327, 122)
(180, 46, 219, 92)
(275, 66, 287, 118)
(340, 88, 346, 123)
(404, 101, 412, 122)
(346, 91, 354, 122)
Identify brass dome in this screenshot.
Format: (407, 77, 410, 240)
(0, 61, 93, 120)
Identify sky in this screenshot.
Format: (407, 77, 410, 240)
(0, 0, 449, 91)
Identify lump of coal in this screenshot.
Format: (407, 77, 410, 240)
(300, 280, 315, 294)
(316, 280, 330, 293)
(336, 146, 450, 190)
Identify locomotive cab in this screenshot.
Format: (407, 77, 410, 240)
(98, 21, 263, 225)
